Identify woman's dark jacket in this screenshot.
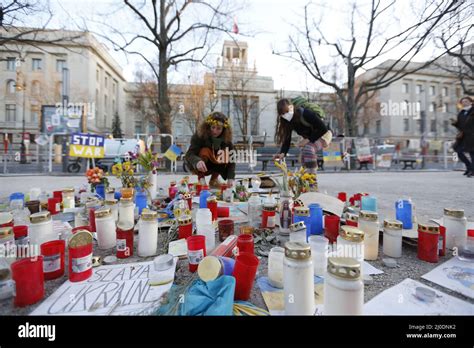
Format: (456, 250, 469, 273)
(453, 106, 474, 153)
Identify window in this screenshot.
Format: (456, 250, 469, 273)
(149, 122, 156, 134)
(112, 100, 116, 114)
(5, 104, 16, 122)
(444, 120, 449, 133)
(6, 80, 16, 94)
(96, 69, 99, 82)
(232, 96, 246, 136)
(221, 95, 230, 117)
(430, 120, 437, 132)
(250, 96, 259, 135)
(402, 83, 409, 93)
(442, 87, 448, 97)
(7, 57, 16, 71)
(442, 103, 448, 113)
(429, 102, 436, 112)
(363, 123, 369, 135)
(31, 110, 39, 124)
(104, 76, 108, 88)
(404, 119, 410, 132)
(232, 48, 240, 59)
(416, 85, 422, 94)
(376, 120, 381, 135)
(56, 59, 66, 72)
(456, 87, 461, 98)
(134, 120, 142, 134)
(32, 58, 42, 71)
(429, 86, 435, 96)
(417, 119, 422, 132)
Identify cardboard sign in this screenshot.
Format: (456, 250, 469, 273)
(355, 138, 372, 162)
(69, 133, 105, 158)
(323, 142, 343, 168)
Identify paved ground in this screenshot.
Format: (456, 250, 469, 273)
(0, 171, 473, 315)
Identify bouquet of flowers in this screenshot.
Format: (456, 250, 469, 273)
(111, 161, 137, 188)
(137, 149, 160, 174)
(288, 167, 318, 198)
(234, 183, 250, 202)
(86, 167, 109, 192)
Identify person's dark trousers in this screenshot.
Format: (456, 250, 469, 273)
(457, 150, 474, 173)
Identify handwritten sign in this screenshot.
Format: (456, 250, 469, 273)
(323, 142, 343, 168)
(69, 133, 105, 159)
(31, 260, 177, 315)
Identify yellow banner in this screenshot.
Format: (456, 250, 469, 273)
(69, 144, 105, 158)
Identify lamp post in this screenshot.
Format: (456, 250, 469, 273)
(15, 58, 27, 164)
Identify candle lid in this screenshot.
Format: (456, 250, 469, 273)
(117, 220, 135, 231)
(170, 181, 177, 186)
(293, 199, 304, 207)
(339, 226, 365, 243)
(0, 212, 13, 225)
(289, 221, 306, 233)
(206, 196, 217, 203)
(345, 213, 359, 222)
(62, 188, 74, 193)
(30, 211, 51, 223)
(0, 227, 13, 239)
(197, 256, 222, 282)
(182, 192, 192, 200)
(443, 208, 464, 219)
(68, 230, 93, 248)
(239, 225, 254, 235)
(294, 206, 310, 216)
(120, 197, 133, 203)
(418, 223, 440, 234)
(178, 216, 192, 225)
(383, 219, 403, 230)
(284, 241, 311, 260)
(263, 203, 277, 211)
(141, 209, 158, 221)
(94, 208, 111, 218)
(105, 187, 115, 193)
(105, 198, 118, 205)
(154, 254, 174, 271)
(327, 257, 361, 280)
(359, 210, 378, 221)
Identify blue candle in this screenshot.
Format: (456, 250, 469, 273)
(95, 184, 105, 199)
(361, 196, 377, 212)
(135, 189, 148, 215)
(199, 189, 211, 209)
(309, 203, 323, 236)
(395, 199, 412, 229)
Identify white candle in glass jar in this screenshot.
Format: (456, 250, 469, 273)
(289, 221, 307, 243)
(94, 208, 116, 249)
(284, 242, 315, 315)
(119, 197, 135, 227)
(443, 208, 467, 250)
(29, 211, 56, 254)
(105, 199, 119, 222)
(308, 235, 329, 277)
(323, 257, 363, 315)
(383, 219, 403, 258)
(268, 246, 285, 288)
(138, 210, 158, 257)
(337, 226, 365, 270)
(358, 210, 379, 261)
(62, 188, 75, 209)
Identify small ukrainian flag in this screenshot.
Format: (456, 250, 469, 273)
(164, 144, 183, 161)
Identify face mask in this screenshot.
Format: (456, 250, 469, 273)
(281, 112, 294, 122)
(463, 105, 472, 110)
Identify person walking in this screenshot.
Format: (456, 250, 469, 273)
(451, 97, 474, 178)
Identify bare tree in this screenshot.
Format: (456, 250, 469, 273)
(95, 0, 241, 158)
(273, 0, 470, 136)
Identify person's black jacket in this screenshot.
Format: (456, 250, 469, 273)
(279, 107, 328, 155)
(453, 106, 474, 152)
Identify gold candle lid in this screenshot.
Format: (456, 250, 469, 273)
(383, 219, 403, 230)
(289, 221, 306, 232)
(178, 216, 192, 225)
(120, 197, 133, 203)
(105, 199, 118, 205)
(239, 225, 254, 235)
(0, 227, 13, 238)
(327, 257, 361, 280)
(294, 206, 310, 216)
(62, 188, 74, 193)
(94, 208, 112, 218)
(443, 208, 464, 219)
(346, 213, 358, 222)
(284, 241, 311, 260)
(359, 210, 378, 221)
(141, 209, 158, 221)
(69, 230, 93, 248)
(106, 187, 115, 194)
(206, 196, 217, 203)
(182, 193, 192, 200)
(30, 211, 51, 223)
(339, 225, 365, 243)
(293, 199, 304, 207)
(418, 223, 440, 234)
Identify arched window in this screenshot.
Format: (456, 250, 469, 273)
(6, 80, 16, 94)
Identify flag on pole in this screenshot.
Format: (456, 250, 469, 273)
(164, 144, 183, 161)
(232, 16, 239, 34)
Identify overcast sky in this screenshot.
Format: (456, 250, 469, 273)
(43, 0, 466, 91)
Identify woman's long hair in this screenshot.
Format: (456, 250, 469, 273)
(274, 98, 301, 145)
(197, 111, 233, 144)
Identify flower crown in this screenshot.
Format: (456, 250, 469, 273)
(205, 114, 230, 129)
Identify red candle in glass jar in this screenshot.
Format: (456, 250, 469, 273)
(53, 190, 63, 202)
(41, 240, 66, 280)
(47, 197, 61, 215)
(11, 256, 44, 307)
(207, 196, 218, 222)
(196, 184, 202, 196)
(237, 234, 254, 254)
(418, 223, 440, 263)
(116, 223, 134, 258)
(345, 213, 358, 227)
(324, 215, 340, 244)
(262, 204, 277, 228)
(217, 206, 230, 217)
(439, 225, 446, 257)
(88, 206, 99, 232)
(68, 230, 93, 282)
(178, 216, 193, 239)
(187, 235, 206, 272)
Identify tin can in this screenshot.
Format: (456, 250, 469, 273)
(262, 204, 277, 229)
(41, 240, 66, 280)
(68, 230, 93, 282)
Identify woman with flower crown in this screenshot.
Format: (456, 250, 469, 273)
(184, 112, 235, 189)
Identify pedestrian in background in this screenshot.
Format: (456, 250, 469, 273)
(451, 96, 474, 178)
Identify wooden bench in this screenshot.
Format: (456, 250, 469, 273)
(256, 147, 300, 171)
